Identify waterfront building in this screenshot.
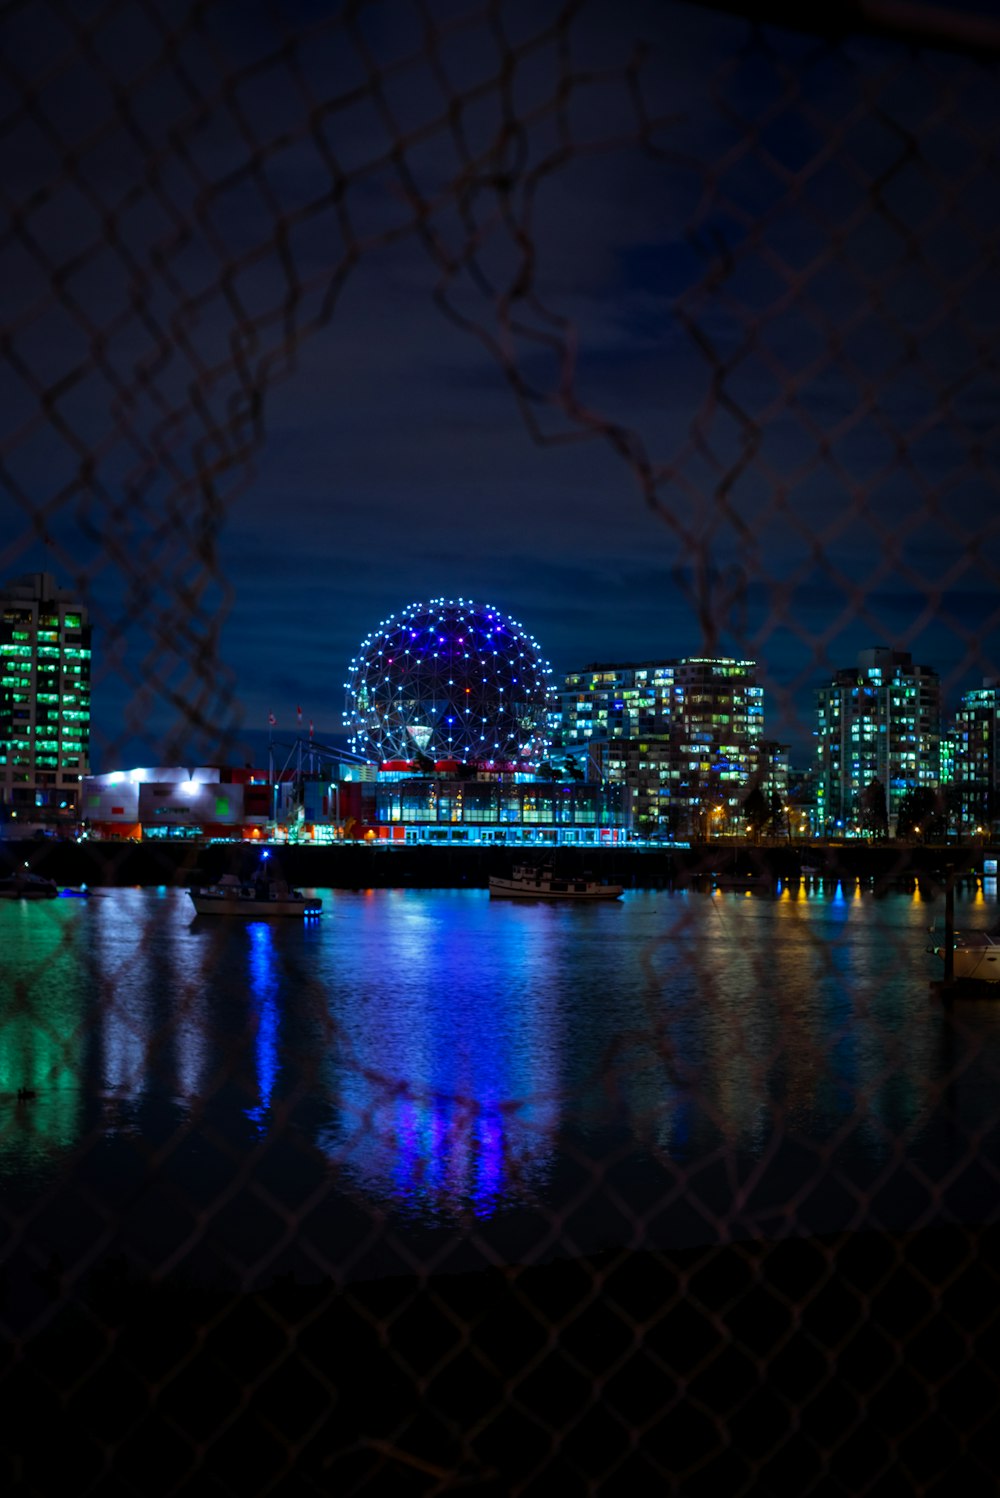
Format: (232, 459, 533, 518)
(815, 648, 941, 835)
(81, 765, 321, 841)
(953, 680, 1000, 835)
(0, 572, 91, 826)
(80, 590, 578, 846)
(557, 657, 765, 837)
(79, 763, 627, 845)
(83, 767, 252, 840)
(372, 772, 628, 844)
(338, 597, 633, 841)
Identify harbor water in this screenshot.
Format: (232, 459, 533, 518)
(2, 881, 999, 1301)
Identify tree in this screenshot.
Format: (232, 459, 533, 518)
(857, 779, 888, 838)
(741, 786, 771, 842)
(967, 785, 998, 838)
(895, 786, 936, 840)
(564, 754, 585, 783)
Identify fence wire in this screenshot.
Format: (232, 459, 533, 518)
(3, 1, 1000, 1493)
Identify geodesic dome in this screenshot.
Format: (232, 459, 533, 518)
(345, 598, 555, 766)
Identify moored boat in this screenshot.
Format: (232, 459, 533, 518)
(188, 871, 322, 917)
(0, 869, 59, 899)
(488, 863, 623, 901)
(931, 929, 1000, 984)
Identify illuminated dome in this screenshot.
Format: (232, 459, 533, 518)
(345, 598, 555, 766)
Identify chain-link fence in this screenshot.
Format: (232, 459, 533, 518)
(3, 1, 1000, 1492)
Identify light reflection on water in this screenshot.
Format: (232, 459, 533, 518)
(0, 898, 85, 1166)
(0, 883, 998, 1255)
(246, 921, 280, 1132)
(315, 890, 563, 1216)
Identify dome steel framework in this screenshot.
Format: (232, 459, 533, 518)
(344, 598, 555, 766)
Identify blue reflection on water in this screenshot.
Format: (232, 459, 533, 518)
(317, 891, 562, 1217)
(245, 922, 280, 1132)
(369, 1091, 520, 1219)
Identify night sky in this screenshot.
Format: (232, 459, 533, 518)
(2, 0, 999, 770)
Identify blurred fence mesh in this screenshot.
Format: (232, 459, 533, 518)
(3, 1, 1000, 1493)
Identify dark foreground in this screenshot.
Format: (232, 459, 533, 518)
(5, 1227, 998, 1495)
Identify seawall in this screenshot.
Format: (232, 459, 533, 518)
(1, 837, 992, 889)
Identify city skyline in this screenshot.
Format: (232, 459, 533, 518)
(29, 620, 1000, 840)
(4, 544, 996, 771)
(3, 559, 995, 807)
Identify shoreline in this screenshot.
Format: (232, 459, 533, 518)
(1, 835, 994, 889)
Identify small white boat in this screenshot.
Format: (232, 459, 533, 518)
(931, 929, 1000, 983)
(0, 869, 59, 899)
(189, 872, 322, 917)
(488, 863, 623, 901)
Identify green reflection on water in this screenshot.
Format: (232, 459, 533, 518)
(0, 901, 86, 1165)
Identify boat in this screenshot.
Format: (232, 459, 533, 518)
(488, 863, 623, 901)
(188, 872, 322, 917)
(930, 929, 1000, 983)
(0, 869, 59, 899)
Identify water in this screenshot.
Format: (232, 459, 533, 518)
(2, 881, 1000, 1299)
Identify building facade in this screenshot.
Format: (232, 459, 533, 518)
(79, 764, 627, 845)
(953, 680, 1000, 835)
(557, 657, 766, 836)
(815, 648, 941, 835)
(558, 662, 677, 742)
(0, 572, 91, 825)
(373, 773, 628, 844)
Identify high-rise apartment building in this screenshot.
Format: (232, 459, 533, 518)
(0, 572, 91, 824)
(953, 679, 1000, 834)
(557, 657, 765, 835)
(815, 647, 940, 835)
(559, 662, 677, 742)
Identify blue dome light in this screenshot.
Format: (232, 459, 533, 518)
(344, 597, 555, 766)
